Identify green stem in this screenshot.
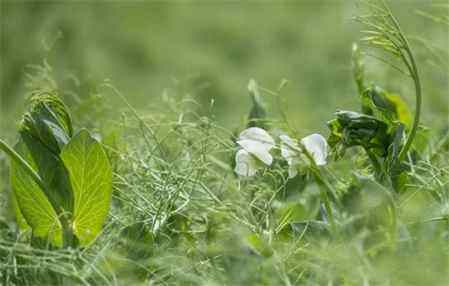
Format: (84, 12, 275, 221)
(383, 2, 422, 162)
(0, 139, 46, 191)
(298, 142, 338, 234)
(317, 175, 337, 234)
(398, 45, 421, 162)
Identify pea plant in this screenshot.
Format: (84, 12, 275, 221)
(0, 1, 447, 285)
(230, 1, 426, 238)
(0, 91, 112, 248)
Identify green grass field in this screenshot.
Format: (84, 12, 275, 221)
(1, 1, 448, 285)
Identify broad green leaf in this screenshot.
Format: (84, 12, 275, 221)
(385, 93, 412, 128)
(362, 85, 412, 128)
(11, 141, 63, 246)
(11, 190, 31, 232)
(20, 132, 73, 214)
(61, 129, 112, 246)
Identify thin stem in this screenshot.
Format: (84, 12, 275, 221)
(298, 142, 339, 234)
(315, 172, 337, 234)
(0, 139, 46, 191)
(361, 1, 423, 163)
(383, 4, 422, 161)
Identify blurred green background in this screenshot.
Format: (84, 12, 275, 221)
(1, 0, 448, 137)
(0, 2, 448, 284)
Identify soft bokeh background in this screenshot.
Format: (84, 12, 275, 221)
(2, 0, 447, 139)
(1, 2, 448, 285)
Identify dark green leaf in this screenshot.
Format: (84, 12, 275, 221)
(21, 93, 73, 155)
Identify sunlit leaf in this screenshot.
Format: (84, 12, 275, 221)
(246, 233, 273, 257)
(385, 93, 412, 128)
(61, 129, 112, 246)
(11, 140, 63, 246)
(20, 132, 73, 214)
(11, 189, 31, 232)
(362, 85, 412, 128)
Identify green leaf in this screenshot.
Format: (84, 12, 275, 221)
(385, 124, 407, 191)
(11, 140, 63, 246)
(245, 233, 273, 257)
(61, 129, 112, 246)
(385, 93, 412, 128)
(11, 190, 31, 232)
(20, 132, 73, 214)
(332, 110, 390, 156)
(21, 93, 73, 155)
(362, 85, 412, 128)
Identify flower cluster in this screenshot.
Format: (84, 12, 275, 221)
(234, 127, 328, 178)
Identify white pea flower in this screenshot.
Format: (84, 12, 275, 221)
(280, 133, 328, 178)
(234, 149, 258, 177)
(234, 127, 275, 177)
(300, 133, 328, 166)
(279, 134, 301, 178)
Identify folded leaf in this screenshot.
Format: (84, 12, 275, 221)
(21, 93, 73, 155)
(61, 129, 112, 246)
(11, 140, 63, 246)
(20, 132, 73, 214)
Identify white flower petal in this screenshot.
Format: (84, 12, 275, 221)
(234, 149, 258, 177)
(237, 139, 273, 165)
(279, 134, 299, 161)
(300, 133, 328, 166)
(238, 127, 275, 149)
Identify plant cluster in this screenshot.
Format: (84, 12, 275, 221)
(0, 1, 448, 285)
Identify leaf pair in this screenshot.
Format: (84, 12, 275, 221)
(9, 92, 112, 247)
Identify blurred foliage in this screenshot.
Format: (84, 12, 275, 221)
(0, 1, 448, 285)
(2, 1, 446, 134)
